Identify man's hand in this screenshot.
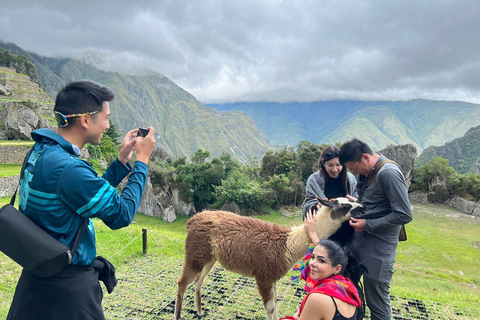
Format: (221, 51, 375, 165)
(118, 129, 139, 165)
(349, 217, 366, 232)
(135, 126, 156, 164)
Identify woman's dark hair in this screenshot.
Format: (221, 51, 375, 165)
(54, 81, 114, 127)
(318, 239, 367, 319)
(317, 239, 348, 272)
(318, 145, 349, 194)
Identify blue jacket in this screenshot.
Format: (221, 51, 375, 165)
(19, 129, 148, 266)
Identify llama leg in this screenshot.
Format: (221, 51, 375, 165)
(194, 260, 216, 316)
(175, 265, 200, 320)
(256, 280, 278, 320)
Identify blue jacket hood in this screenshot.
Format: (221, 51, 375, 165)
(31, 129, 80, 156)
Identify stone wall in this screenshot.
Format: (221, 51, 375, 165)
(0, 175, 19, 198)
(409, 191, 480, 217)
(0, 145, 32, 164)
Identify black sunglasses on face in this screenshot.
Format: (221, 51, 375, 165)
(54, 111, 100, 127)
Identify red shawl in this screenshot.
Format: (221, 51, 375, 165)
(280, 275, 361, 320)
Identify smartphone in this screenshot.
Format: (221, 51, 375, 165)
(137, 127, 150, 138)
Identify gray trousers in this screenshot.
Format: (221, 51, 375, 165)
(364, 277, 391, 320)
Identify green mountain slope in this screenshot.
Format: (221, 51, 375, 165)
(416, 125, 480, 174)
(0, 42, 270, 162)
(209, 100, 480, 153)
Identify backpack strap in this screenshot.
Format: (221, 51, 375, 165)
(366, 159, 408, 241)
(10, 148, 34, 206)
(10, 147, 89, 256)
(367, 159, 401, 186)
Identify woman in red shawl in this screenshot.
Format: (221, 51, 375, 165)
(281, 237, 362, 320)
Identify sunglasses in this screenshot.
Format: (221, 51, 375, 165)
(54, 111, 100, 127)
(323, 151, 339, 158)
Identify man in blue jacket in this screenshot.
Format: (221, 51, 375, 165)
(339, 138, 413, 320)
(8, 81, 156, 320)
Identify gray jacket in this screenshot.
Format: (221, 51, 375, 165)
(350, 155, 413, 282)
(302, 171, 358, 217)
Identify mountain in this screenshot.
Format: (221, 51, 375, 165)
(0, 42, 270, 162)
(208, 100, 480, 153)
(416, 125, 480, 174)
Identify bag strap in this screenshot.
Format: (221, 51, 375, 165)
(10, 147, 88, 257)
(71, 218, 89, 257)
(367, 159, 401, 186)
(10, 148, 34, 206)
(366, 159, 408, 241)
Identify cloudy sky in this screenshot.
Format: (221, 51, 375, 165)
(2, 0, 480, 104)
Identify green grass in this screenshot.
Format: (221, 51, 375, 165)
(0, 140, 35, 146)
(0, 203, 479, 318)
(0, 164, 21, 178)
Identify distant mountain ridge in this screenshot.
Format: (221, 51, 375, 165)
(0, 41, 270, 162)
(208, 100, 480, 153)
(416, 125, 480, 174)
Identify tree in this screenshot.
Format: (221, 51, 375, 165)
(413, 157, 456, 191)
(260, 148, 299, 179)
(191, 149, 210, 164)
(296, 141, 327, 183)
(215, 169, 271, 213)
(104, 120, 121, 145)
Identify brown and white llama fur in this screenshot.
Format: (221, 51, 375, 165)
(174, 197, 364, 320)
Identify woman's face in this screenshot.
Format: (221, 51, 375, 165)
(323, 157, 343, 179)
(309, 245, 342, 281)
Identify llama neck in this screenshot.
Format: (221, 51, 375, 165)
(285, 212, 342, 266)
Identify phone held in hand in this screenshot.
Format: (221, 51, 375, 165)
(137, 127, 149, 138)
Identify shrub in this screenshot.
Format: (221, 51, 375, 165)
(215, 169, 272, 213)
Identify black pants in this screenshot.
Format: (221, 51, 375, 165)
(7, 264, 105, 320)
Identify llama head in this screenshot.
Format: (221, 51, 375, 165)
(316, 197, 365, 222)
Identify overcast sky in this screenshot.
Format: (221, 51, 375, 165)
(2, 0, 480, 104)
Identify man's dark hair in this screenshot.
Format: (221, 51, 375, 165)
(54, 81, 114, 126)
(338, 138, 373, 165)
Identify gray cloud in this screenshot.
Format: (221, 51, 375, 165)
(2, 0, 480, 103)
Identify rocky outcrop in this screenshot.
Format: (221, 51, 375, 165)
(0, 67, 54, 140)
(379, 144, 417, 188)
(121, 176, 196, 222)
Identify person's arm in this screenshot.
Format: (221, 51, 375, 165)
(347, 172, 359, 199)
(58, 160, 148, 230)
(298, 293, 334, 320)
(365, 167, 413, 233)
(302, 174, 326, 218)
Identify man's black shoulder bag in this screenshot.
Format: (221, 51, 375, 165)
(0, 148, 88, 277)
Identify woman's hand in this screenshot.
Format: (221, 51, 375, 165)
(345, 194, 357, 202)
(305, 208, 320, 244)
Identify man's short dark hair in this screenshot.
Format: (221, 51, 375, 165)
(339, 138, 373, 165)
(54, 81, 114, 126)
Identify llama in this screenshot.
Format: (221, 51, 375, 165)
(174, 197, 364, 320)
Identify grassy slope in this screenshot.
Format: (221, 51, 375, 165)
(0, 201, 478, 318)
(0, 165, 21, 178)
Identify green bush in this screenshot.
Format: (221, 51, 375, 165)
(215, 169, 272, 213)
(412, 157, 456, 191)
(450, 173, 480, 201)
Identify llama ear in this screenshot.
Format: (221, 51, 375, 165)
(316, 197, 334, 208)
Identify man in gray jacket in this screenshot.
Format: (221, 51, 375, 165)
(339, 138, 413, 320)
